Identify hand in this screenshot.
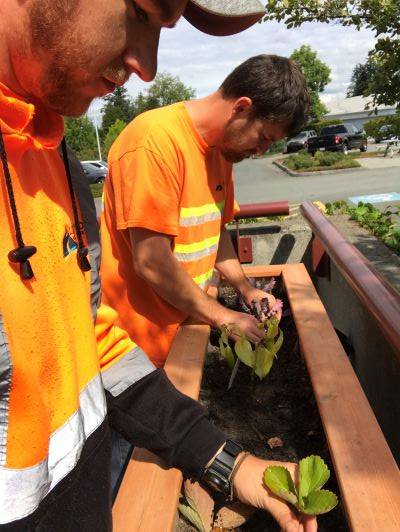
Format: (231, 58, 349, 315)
(242, 287, 282, 321)
(232, 454, 318, 532)
(215, 308, 265, 344)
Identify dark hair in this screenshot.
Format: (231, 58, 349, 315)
(220, 55, 310, 136)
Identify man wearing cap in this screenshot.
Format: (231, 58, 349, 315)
(0, 1, 316, 531)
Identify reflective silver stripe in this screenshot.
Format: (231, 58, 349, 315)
(102, 346, 156, 397)
(179, 210, 222, 227)
(174, 242, 219, 262)
(0, 314, 12, 466)
(0, 373, 106, 524)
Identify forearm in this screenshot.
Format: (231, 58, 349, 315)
(106, 369, 225, 479)
(215, 227, 252, 295)
(132, 234, 227, 327)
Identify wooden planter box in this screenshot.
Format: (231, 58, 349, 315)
(113, 264, 400, 532)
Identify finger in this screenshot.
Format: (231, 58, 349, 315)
(249, 328, 265, 343)
(302, 514, 318, 532)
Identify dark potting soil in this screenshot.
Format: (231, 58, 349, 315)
(178, 279, 348, 532)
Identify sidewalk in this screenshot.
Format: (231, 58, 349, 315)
(357, 154, 400, 169)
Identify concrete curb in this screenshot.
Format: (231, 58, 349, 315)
(273, 159, 366, 177)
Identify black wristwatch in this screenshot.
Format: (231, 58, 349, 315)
(200, 440, 243, 500)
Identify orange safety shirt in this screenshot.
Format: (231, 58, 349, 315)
(0, 82, 136, 523)
(101, 102, 236, 367)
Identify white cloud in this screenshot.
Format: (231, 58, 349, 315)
(89, 18, 375, 118)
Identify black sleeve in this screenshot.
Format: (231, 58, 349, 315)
(106, 369, 226, 480)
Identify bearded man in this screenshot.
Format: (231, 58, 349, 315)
(100, 54, 309, 366)
(0, 1, 315, 530)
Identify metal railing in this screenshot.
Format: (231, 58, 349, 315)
(234, 200, 289, 219)
(301, 201, 400, 358)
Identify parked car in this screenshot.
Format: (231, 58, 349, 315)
(375, 124, 398, 144)
(307, 124, 367, 155)
(285, 130, 317, 153)
(81, 160, 108, 184)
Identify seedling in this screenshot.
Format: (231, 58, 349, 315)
(263, 455, 338, 515)
(325, 200, 400, 254)
(219, 300, 284, 382)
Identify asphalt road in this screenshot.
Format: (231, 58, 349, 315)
(233, 156, 400, 206)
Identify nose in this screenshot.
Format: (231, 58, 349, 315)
(124, 28, 160, 82)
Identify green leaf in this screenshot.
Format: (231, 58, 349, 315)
(301, 490, 338, 515)
(218, 337, 226, 356)
(179, 496, 206, 532)
(265, 317, 279, 340)
(274, 329, 284, 355)
(299, 455, 330, 500)
(225, 345, 235, 370)
(220, 325, 229, 345)
(234, 338, 255, 368)
(254, 345, 275, 380)
(263, 466, 298, 505)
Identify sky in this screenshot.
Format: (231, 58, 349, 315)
(88, 17, 376, 121)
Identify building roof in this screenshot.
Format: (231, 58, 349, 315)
(325, 95, 396, 117)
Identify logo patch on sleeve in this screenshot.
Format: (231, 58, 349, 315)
(63, 231, 78, 258)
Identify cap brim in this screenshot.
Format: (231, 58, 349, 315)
(184, 0, 265, 37)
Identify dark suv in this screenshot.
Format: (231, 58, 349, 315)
(307, 124, 367, 155)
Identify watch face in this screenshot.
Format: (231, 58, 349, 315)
(203, 471, 230, 496)
(201, 440, 242, 499)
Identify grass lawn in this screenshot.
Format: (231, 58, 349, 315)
(279, 150, 361, 173)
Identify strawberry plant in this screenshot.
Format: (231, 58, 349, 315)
(325, 200, 400, 255)
(264, 455, 338, 515)
(219, 292, 284, 383)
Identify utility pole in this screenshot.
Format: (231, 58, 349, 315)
(93, 115, 102, 161)
(87, 111, 103, 161)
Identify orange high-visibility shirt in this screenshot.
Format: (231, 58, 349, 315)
(101, 102, 236, 367)
(0, 82, 136, 524)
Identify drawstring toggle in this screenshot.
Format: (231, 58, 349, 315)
(8, 245, 37, 280)
(77, 247, 91, 272)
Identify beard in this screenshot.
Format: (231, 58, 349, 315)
(221, 149, 254, 163)
(219, 119, 257, 163)
(28, 0, 124, 116)
(29, 0, 89, 115)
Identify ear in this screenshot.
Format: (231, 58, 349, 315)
(231, 97, 253, 117)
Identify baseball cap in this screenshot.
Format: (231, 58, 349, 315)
(184, 0, 266, 36)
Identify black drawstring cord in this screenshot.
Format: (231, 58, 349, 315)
(60, 138, 91, 272)
(1, 127, 91, 281)
(0, 126, 36, 280)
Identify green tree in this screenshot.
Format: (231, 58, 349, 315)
(101, 87, 135, 135)
(290, 45, 331, 121)
(364, 114, 400, 139)
(264, 1, 400, 107)
(102, 119, 127, 156)
(307, 118, 342, 135)
(347, 59, 379, 97)
(64, 116, 98, 160)
(133, 72, 196, 115)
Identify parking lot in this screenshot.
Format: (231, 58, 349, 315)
(233, 152, 400, 209)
